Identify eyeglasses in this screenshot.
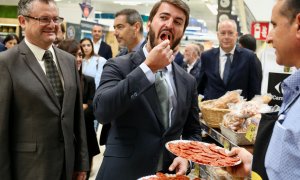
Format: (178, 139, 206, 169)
(23, 15, 64, 25)
(218, 31, 235, 37)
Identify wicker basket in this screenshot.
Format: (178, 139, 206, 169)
(199, 100, 231, 128)
(220, 124, 254, 145)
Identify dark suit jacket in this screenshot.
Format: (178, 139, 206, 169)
(174, 51, 184, 67)
(198, 46, 261, 100)
(82, 75, 100, 160)
(182, 59, 202, 87)
(0, 42, 6, 52)
(99, 39, 147, 146)
(0, 41, 89, 180)
(98, 41, 112, 60)
(93, 48, 202, 180)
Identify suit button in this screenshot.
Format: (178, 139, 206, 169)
(131, 92, 138, 99)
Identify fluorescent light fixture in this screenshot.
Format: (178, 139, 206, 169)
(206, 3, 218, 16)
(113, 0, 157, 6)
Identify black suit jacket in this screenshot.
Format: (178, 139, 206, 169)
(174, 51, 184, 67)
(198, 46, 261, 100)
(82, 75, 100, 160)
(93, 48, 201, 180)
(182, 59, 202, 87)
(98, 41, 112, 60)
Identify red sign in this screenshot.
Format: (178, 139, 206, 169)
(251, 22, 269, 40)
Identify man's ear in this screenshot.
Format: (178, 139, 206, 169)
(296, 13, 300, 39)
(18, 15, 26, 30)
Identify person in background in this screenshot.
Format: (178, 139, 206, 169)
(93, 0, 202, 179)
(58, 39, 100, 180)
(54, 23, 66, 46)
(80, 37, 106, 89)
(0, 42, 6, 52)
(99, 8, 146, 146)
(3, 34, 20, 50)
(198, 19, 261, 101)
(238, 34, 263, 83)
(173, 44, 184, 66)
(113, 8, 146, 56)
(182, 43, 202, 86)
(0, 0, 89, 179)
(91, 24, 112, 60)
(227, 0, 300, 179)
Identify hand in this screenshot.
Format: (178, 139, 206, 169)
(168, 157, 189, 175)
(226, 147, 253, 177)
(72, 171, 87, 180)
(82, 104, 88, 110)
(144, 40, 174, 72)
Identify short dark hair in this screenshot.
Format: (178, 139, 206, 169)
(148, 0, 190, 31)
(18, 0, 56, 16)
(239, 34, 256, 52)
(57, 39, 80, 56)
(3, 34, 20, 45)
(280, 0, 300, 24)
(115, 9, 144, 34)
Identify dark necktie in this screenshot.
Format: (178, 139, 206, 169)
(155, 70, 169, 129)
(223, 53, 231, 85)
(43, 50, 64, 104)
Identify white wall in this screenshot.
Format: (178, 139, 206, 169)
(244, 0, 275, 21)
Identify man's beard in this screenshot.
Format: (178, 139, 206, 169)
(148, 26, 182, 50)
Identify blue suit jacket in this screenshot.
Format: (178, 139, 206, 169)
(93, 48, 201, 180)
(198, 46, 261, 100)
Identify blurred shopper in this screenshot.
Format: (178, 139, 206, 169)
(3, 34, 20, 50)
(0, 42, 5, 52)
(92, 24, 112, 60)
(0, 0, 89, 179)
(182, 43, 202, 86)
(113, 8, 146, 56)
(58, 39, 100, 179)
(93, 0, 201, 179)
(173, 44, 184, 66)
(54, 23, 66, 46)
(80, 37, 106, 89)
(99, 8, 146, 146)
(198, 19, 261, 100)
(227, 0, 300, 179)
(239, 34, 263, 83)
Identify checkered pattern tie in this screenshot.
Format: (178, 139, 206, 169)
(155, 70, 169, 129)
(223, 53, 231, 85)
(43, 50, 64, 104)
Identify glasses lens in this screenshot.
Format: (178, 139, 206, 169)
(39, 17, 51, 25)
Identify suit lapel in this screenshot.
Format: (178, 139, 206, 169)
(213, 48, 222, 81)
(227, 47, 241, 85)
(19, 42, 61, 109)
(132, 49, 165, 131)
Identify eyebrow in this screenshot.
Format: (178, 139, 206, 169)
(160, 12, 185, 22)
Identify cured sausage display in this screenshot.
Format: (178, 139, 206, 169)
(166, 140, 241, 167)
(139, 172, 200, 180)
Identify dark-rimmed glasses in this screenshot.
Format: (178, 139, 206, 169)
(23, 15, 64, 25)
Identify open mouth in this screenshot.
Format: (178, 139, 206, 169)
(160, 33, 171, 41)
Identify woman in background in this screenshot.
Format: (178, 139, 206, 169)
(58, 39, 100, 179)
(3, 34, 20, 50)
(80, 37, 106, 89)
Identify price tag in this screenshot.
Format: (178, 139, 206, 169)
(223, 140, 230, 150)
(245, 123, 257, 142)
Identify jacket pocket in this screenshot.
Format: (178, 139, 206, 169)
(104, 144, 134, 158)
(13, 142, 37, 152)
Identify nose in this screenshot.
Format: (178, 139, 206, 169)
(165, 19, 174, 29)
(266, 30, 273, 44)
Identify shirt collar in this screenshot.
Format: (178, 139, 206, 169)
(24, 38, 55, 61)
(220, 46, 236, 57)
(132, 38, 145, 52)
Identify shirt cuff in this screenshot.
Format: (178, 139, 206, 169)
(140, 62, 155, 84)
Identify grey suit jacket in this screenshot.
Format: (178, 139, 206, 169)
(93, 48, 202, 180)
(0, 41, 89, 180)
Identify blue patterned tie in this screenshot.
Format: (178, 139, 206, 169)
(155, 70, 169, 129)
(223, 53, 231, 85)
(43, 50, 64, 104)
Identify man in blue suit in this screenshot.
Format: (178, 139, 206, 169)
(198, 20, 261, 100)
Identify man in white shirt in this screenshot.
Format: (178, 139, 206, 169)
(91, 24, 112, 59)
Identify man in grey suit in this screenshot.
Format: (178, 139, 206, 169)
(0, 0, 89, 179)
(93, 0, 202, 179)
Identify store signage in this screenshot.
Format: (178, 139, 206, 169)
(79, 0, 93, 18)
(216, 0, 232, 31)
(267, 72, 291, 106)
(251, 22, 269, 40)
